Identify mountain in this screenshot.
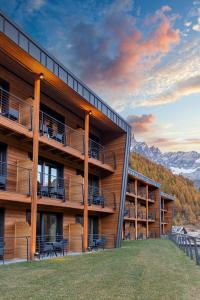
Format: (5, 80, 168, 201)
(129, 152, 200, 226)
(131, 139, 200, 188)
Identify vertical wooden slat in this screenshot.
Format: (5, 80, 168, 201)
(146, 185, 149, 238)
(30, 75, 40, 260)
(83, 111, 89, 251)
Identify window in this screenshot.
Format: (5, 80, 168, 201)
(26, 211, 63, 241)
(38, 158, 64, 199)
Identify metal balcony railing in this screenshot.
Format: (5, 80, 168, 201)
(39, 111, 84, 153)
(88, 185, 116, 210)
(169, 233, 200, 266)
(126, 183, 136, 195)
(148, 210, 156, 221)
(137, 209, 146, 220)
(0, 161, 31, 195)
(0, 88, 33, 130)
(89, 139, 116, 169)
(88, 234, 115, 250)
(137, 189, 146, 199)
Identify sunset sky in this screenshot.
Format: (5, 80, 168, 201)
(1, 0, 200, 153)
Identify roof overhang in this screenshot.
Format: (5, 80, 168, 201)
(0, 10, 131, 135)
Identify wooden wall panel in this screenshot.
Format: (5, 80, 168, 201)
(100, 133, 127, 244)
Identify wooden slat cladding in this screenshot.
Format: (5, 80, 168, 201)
(101, 133, 127, 242)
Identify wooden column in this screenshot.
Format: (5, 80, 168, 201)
(30, 75, 41, 260)
(83, 111, 90, 251)
(146, 185, 149, 238)
(135, 179, 138, 240)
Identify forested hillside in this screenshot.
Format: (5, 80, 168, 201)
(129, 152, 200, 226)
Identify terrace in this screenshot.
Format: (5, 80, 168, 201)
(0, 162, 116, 211)
(0, 88, 117, 172)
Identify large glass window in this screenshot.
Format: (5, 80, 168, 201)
(38, 158, 64, 199)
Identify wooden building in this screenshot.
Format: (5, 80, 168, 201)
(0, 11, 131, 260)
(123, 168, 174, 240)
(160, 192, 175, 236)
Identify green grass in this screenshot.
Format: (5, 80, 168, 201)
(0, 239, 200, 300)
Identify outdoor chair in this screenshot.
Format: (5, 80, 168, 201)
(53, 239, 68, 256)
(50, 187, 65, 199)
(52, 131, 64, 143)
(0, 175, 6, 190)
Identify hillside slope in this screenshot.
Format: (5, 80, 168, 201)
(129, 152, 200, 226)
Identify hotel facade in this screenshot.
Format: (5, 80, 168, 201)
(0, 11, 131, 260)
(0, 11, 174, 262)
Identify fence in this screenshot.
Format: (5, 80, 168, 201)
(169, 233, 200, 266)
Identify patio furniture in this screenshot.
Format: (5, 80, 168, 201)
(2, 107, 19, 121)
(89, 236, 107, 251)
(50, 186, 65, 199)
(52, 132, 63, 143)
(53, 239, 68, 256)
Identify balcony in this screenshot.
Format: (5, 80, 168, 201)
(39, 111, 84, 158)
(148, 210, 156, 222)
(0, 88, 33, 136)
(0, 161, 31, 202)
(88, 185, 116, 210)
(137, 209, 146, 221)
(89, 139, 116, 171)
(126, 183, 136, 195)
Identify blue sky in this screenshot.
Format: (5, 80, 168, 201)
(1, 0, 200, 152)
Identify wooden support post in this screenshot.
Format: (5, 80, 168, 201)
(146, 185, 149, 238)
(135, 179, 138, 240)
(83, 111, 90, 251)
(30, 74, 41, 260)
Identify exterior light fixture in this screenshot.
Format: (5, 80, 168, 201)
(39, 73, 44, 80)
(89, 110, 92, 116)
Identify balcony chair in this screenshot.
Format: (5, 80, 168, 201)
(50, 186, 65, 199)
(0, 240, 5, 264)
(94, 236, 107, 250)
(39, 186, 49, 197)
(53, 239, 68, 256)
(36, 241, 55, 259)
(52, 131, 64, 143)
(124, 209, 130, 217)
(2, 107, 19, 121)
(137, 233, 143, 240)
(40, 123, 50, 137)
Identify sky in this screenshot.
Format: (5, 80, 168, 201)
(0, 0, 200, 153)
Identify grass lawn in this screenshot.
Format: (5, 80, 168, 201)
(0, 239, 200, 300)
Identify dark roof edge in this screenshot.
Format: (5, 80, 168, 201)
(160, 192, 175, 201)
(0, 10, 131, 133)
(128, 168, 161, 188)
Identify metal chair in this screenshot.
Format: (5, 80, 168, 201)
(0, 240, 5, 264)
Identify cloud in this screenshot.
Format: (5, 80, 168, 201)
(193, 17, 200, 31)
(140, 75, 200, 106)
(26, 0, 46, 13)
(49, 1, 180, 102)
(126, 114, 156, 134)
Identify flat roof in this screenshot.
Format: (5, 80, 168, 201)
(128, 168, 160, 188)
(0, 10, 131, 133)
(160, 192, 175, 201)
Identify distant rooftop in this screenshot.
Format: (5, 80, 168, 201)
(0, 10, 131, 133)
(128, 168, 160, 188)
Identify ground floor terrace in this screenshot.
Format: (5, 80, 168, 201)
(0, 239, 200, 299)
(0, 203, 116, 263)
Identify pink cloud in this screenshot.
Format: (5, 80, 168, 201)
(126, 114, 156, 134)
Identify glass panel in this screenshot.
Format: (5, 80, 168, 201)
(44, 165, 49, 186)
(19, 33, 28, 51)
(29, 42, 40, 60)
(0, 15, 4, 32)
(50, 167, 57, 187)
(47, 56, 54, 72)
(68, 75, 73, 88)
(41, 52, 46, 66)
(43, 214, 57, 241)
(5, 21, 18, 43)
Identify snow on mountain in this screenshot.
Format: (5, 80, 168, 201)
(131, 139, 200, 188)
